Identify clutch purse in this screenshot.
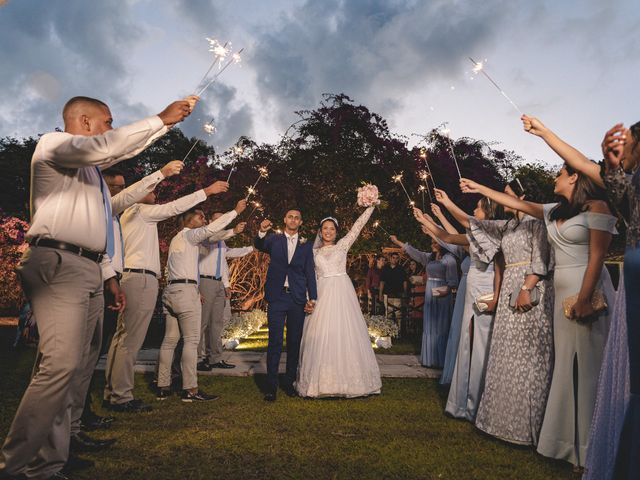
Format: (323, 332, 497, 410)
(474, 292, 494, 312)
(509, 285, 540, 310)
(562, 290, 607, 320)
(431, 286, 449, 297)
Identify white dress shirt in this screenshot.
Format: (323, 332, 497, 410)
(26, 115, 167, 252)
(100, 170, 166, 280)
(165, 210, 238, 282)
(199, 237, 254, 288)
(121, 189, 207, 276)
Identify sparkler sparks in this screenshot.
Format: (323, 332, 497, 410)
(440, 124, 462, 179)
(226, 145, 245, 182)
(182, 117, 216, 162)
(469, 57, 522, 114)
(372, 220, 391, 237)
(392, 172, 414, 206)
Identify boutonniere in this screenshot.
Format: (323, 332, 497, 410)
(299, 237, 307, 244)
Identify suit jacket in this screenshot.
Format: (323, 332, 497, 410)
(254, 233, 317, 305)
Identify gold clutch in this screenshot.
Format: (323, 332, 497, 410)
(562, 290, 607, 320)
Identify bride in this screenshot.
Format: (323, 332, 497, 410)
(296, 188, 382, 398)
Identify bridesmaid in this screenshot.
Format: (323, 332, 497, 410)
(520, 116, 639, 476)
(389, 235, 458, 368)
(428, 204, 470, 386)
(461, 165, 616, 468)
(414, 192, 505, 421)
(461, 176, 554, 446)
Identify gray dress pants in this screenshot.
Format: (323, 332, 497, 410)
(104, 271, 159, 404)
(198, 277, 226, 364)
(0, 247, 102, 480)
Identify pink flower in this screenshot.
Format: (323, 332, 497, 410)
(357, 184, 379, 207)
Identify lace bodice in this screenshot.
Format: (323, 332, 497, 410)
(313, 206, 374, 278)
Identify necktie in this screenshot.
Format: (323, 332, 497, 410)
(96, 168, 115, 257)
(215, 241, 222, 278)
(115, 214, 125, 267)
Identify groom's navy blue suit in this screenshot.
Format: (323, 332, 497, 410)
(255, 232, 317, 393)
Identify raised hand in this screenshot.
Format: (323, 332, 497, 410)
(161, 160, 184, 178)
(259, 219, 273, 233)
(234, 199, 247, 215)
(389, 235, 403, 247)
(521, 115, 549, 137)
(183, 95, 200, 113)
(430, 203, 444, 218)
(233, 221, 247, 234)
(459, 178, 482, 194)
(433, 188, 450, 206)
(158, 99, 194, 126)
(601, 124, 626, 169)
(412, 207, 425, 222)
(204, 180, 229, 196)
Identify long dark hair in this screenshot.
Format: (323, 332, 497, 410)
(549, 163, 609, 221)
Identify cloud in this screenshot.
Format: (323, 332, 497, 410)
(179, 82, 254, 151)
(0, 0, 144, 136)
(250, 0, 513, 126)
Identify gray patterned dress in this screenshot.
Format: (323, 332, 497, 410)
(468, 215, 554, 445)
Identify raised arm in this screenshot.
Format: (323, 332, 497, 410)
(430, 203, 458, 234)
(522, 115, 603, 187)
(460, 178, 544, 219)
(254, 219, 274, 254)
(338, 206, 375, 250)
(433, 189, 471, 228)
(413, 207, 469, 246)
(139, 180, 228, 223)
(111, 170, 165, 216)
(185, 200, 246, 245)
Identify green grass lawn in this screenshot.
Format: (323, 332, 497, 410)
(0, 328, 577, 480)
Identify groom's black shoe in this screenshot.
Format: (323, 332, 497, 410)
(263, 392, 277, 402)
(282, 384, 298, 398)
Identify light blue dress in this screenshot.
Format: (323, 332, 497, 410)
(536, 205, 616, 466)
(445, 233, 496, 420)
(404, 243, 458, 368)
(440, 245, 469, 385)
(583, 276, 629, 480)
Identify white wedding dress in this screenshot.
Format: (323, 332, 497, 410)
(296, 206, 382, 398)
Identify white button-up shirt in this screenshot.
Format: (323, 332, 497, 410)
(121, 189, 207, 276)
(199, 238, 254, 288)
(165, 210, 238, 282)
(101, 170, 166, 280)
(26, 115, 167, 252)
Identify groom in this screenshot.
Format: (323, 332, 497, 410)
(255, 208, 317, 401)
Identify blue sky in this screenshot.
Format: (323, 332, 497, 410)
(1, 0, 638, 166)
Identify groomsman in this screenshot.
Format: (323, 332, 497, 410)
(156, 200, 246, 401)
(197, 213, 253, 371)
(0, 95, 194, 480)
(103, 179, 230, 412)
(74, 161, 184, 440)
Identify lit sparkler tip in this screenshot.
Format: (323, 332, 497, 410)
(247, 186, 256, 194)
(419, 148, 428, 159)
(418, 185, 426, 191)
(409, 201, 416, 206)
(203, 123, 216, 135)
(373, 221, 380, 227)
(392, 173, 403, 182)
(258, 166, 269, 177)
(232, 52, 242, 64)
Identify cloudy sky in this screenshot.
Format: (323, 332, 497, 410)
(1, 0, 638, 165)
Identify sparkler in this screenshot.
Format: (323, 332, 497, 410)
(245, 185, 257, 202)
(246, 201, 263, 221)
(469, 57, 522, 115)
(226, 145, 244, 182)
(392, 173, 415, 207)
(419, 148, 437, 190)
(182, 117, 216, 163)
(195, 48, 244, 97)
(440, 125, 462, 179)
(192, 39, 230, 95)
(372, 220, 391, 237)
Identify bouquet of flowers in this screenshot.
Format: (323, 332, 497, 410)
(357, 183, 380, 207)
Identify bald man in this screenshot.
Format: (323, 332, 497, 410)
(0, 95, 196, 480)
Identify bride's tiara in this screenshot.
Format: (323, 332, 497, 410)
(320, 216, 339, 227)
